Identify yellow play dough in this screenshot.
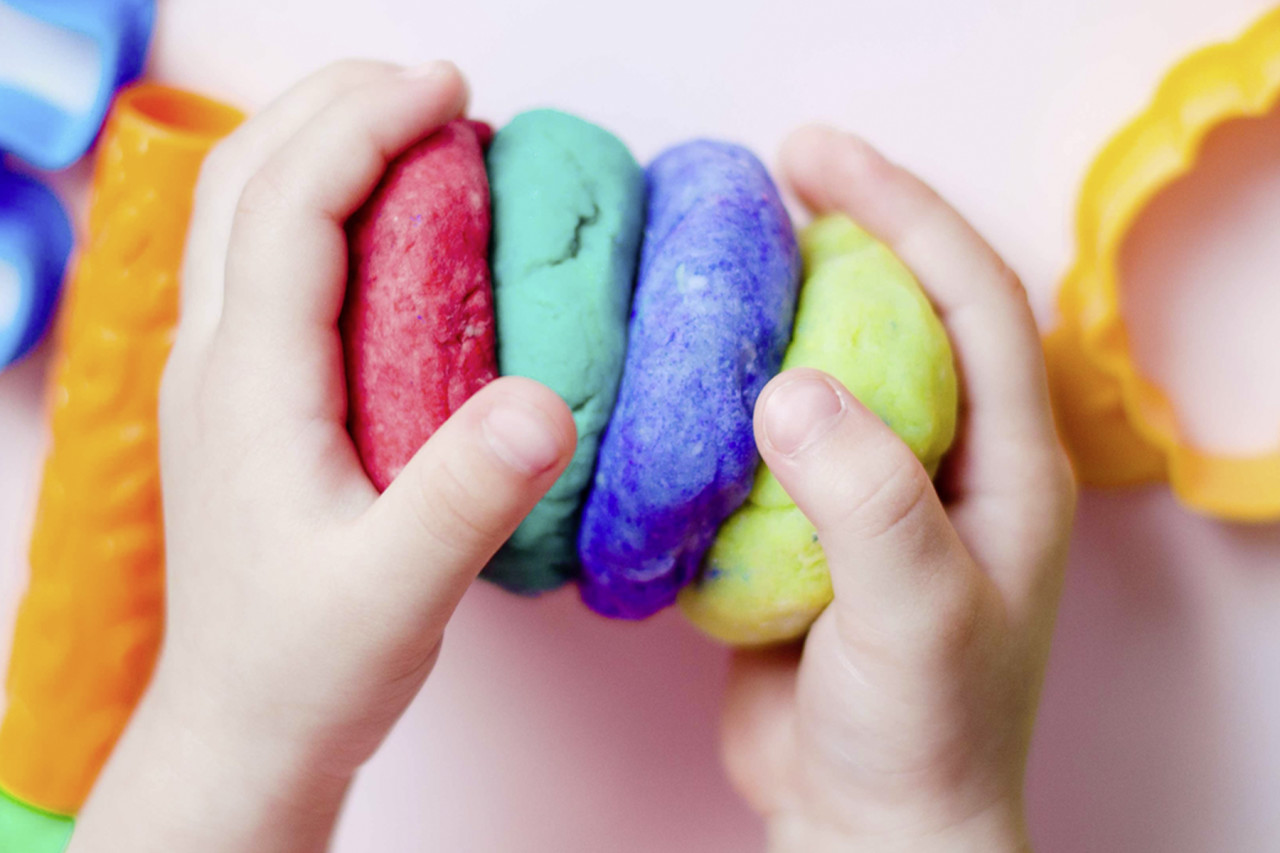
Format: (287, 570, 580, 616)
(679, 214, 958, 645)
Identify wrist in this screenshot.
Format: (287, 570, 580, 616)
(767, 797, 1030, 853)
(71, 664, 355, 853)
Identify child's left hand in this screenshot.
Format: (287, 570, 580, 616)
(718, 127, 1075, 852)
(71, 60, 577, 853)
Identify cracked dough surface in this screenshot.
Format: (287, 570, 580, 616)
(577, 140, 800, 620)
(482, 109, 645, 593)
(679, 214, 958, 646)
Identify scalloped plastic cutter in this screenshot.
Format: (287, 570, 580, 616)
(1044, 6, 1280, 521)
(0, 164, 72, 368)
(0, 0, 155, 170)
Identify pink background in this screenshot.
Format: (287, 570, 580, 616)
(3, 0, 1280, 849)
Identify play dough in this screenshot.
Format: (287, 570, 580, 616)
(482, 109, 644, 593)
(344, 119, 497, 491)
(680, 214, 958, 646)
(578, 140, 801, 620)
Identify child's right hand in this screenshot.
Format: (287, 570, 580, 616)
(720, 126, 1077, 852)
(70, 61, 577, 853)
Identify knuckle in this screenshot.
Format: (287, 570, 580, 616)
(193, 141, 240, 207)
(892, 558, 992, 669)
(407, 455, 503, 555)
(926, 577, 986, 660)
(1048, 450, 1079, 519)
(378, 636, 444, 698)
(1020, 446, 1078, 531)
(993, 258, 1028, 299)
(845, 449, 934, 543)
(234, 167, 291, 223)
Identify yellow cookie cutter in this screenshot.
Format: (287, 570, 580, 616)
(1045, 6, 1280, 521)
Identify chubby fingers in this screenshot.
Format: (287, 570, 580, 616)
(779, 125, 1074, 606)
(180, 60, 403, 343)
(755, 369, 992, 651)
(209, 62, 468, 426)
(779, 125, 1055, 463)
(357, 377, 575, 627)
(161, 61, 409, 480)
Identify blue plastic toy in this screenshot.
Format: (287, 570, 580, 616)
(0, 0, 155, 171)
(0, 164, 72, 368)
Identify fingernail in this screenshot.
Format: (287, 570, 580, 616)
(482, 403, 564, 475)
(763, 373, 845, 457)
(401, 60, 452, 80)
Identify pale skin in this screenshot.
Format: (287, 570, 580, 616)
(70, 61, 1075, 853)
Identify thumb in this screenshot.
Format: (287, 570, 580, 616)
(358, 376, 576, 624)
(754, 368, 987, 650)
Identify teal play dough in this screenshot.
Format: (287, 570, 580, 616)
(482, 109, 645, 593)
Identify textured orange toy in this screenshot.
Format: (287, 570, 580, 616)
(0, 85, 242, 815)
(1045, 6, 1280, 521)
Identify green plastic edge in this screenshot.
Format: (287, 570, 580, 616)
(0, 786, 74, 852)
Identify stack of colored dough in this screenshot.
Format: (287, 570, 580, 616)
(343, 109, 957, 645)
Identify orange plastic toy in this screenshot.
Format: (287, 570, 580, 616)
(0, 85, 242, 815)
(1045, 6, 1280, 521)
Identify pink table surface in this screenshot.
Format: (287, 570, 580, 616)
(3, 1, 1280, 850)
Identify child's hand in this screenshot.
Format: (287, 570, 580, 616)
(71, 61, 576, 852)
(721, 126, 1076, 852)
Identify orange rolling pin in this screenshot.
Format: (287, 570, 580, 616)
(0, 85, 242, 821)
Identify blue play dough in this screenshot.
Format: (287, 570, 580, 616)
(577, 140, 801, 619)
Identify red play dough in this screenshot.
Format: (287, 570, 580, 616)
(343, 119, 497, 491)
